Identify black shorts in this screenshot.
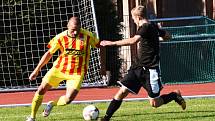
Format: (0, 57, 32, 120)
(118, 67, 163, 98)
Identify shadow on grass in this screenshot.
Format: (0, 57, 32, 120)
(111, 110, 215, 121)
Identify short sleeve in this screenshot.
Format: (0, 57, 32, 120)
(47, 36, 61, 54)
(88, 32, 100, 48)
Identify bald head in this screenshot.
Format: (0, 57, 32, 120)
(68, 17, 80, 25)
(67, 17, 81, 37)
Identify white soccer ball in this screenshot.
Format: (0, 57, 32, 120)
(82, 105, 99, 121)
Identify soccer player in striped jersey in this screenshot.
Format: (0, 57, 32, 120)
(26, 17, 100, 121)
(99, 5, 186, 121)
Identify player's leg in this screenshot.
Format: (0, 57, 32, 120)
(159, 90, 186, 109)
(43, 74, 83, 117)
(100, 86, 129, 121)
(101, 69, 142, 121)
(145, 68, 186, 109)
(41, 67, 67, 117)
(53, 74, 83, 105)
(143, 67, 164, 107)
(27, 82, 52, 121)
(43, 87, 79, 117)
(52, 87, 79, 106)
(27, 68, 61, 120)
(150, 90, 186, 110)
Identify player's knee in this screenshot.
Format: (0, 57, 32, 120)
(37, 83, 52, 95)
(114, 87, 129, 100)
(37, 86, 47, 95)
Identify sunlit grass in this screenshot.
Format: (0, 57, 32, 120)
(0, 98, 215, 121)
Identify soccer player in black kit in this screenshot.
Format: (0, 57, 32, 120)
(99, 5, 186, 121)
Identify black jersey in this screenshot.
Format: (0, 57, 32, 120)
(130, 22, 165, 69)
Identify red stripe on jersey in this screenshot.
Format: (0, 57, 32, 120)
(47, 38, 63, 49)
(72, 37, 76, 48)
(47, 44, 51, 48)
(84, 35, 91, 75)
(57, 38, 64, 53)
(55, 38, 64, 69)
(77, 57, 83, 75)
(69, 37, 76, 75)
(64, 36, 69, 48)
(55, 55, 63, 68)
(58, 38, 63, 47)
(69, 57, 76, 75)
(61, 55, 68, 73)
(61, 36, 69, 73)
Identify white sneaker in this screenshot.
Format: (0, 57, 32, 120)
(42, 101, 54, 117)
(26, 117, 35, 121)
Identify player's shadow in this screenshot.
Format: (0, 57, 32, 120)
(113, 110, 215, 120)
(52, 116, 85, 121)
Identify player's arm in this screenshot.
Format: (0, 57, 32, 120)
(157, 23, 172, 41)
(100, 35, 141, 46)
(29, 51, 53, 80)
(159, 29, 172, 41)
(29, 34, 61, 80)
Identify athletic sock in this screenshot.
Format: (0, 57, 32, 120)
(160, 92, 177, 104)
(104, 98, 122, 120)
(31, 92, 44, 118)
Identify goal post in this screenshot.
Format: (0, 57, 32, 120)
(0, 0, 106, 92)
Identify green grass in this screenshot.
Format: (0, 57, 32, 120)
(1, 98, 215, 121)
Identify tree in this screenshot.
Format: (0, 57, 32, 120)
(94, 0, 123, 85)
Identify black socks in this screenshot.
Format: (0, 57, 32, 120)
(160, 92, 177, 104)
(104, 98, 122, 120)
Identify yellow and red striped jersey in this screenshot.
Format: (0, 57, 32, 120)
(47, 28, 100, 76)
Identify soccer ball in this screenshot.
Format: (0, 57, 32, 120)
(82, 105, 99, 121)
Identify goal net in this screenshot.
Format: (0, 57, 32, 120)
(0, 0, 105, 92)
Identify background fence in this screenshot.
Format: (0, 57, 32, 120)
(159, 16, 215, 84)
(118, 16, 215, 84)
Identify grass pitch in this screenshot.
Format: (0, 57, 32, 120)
(0, 98, 215, 121)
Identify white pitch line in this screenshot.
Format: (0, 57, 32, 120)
(1, 94, 215, 108)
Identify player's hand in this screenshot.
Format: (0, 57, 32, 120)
(29, 70, 39, 81)
(100, 40, 114, 46)
(162, 31, 172, 41)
